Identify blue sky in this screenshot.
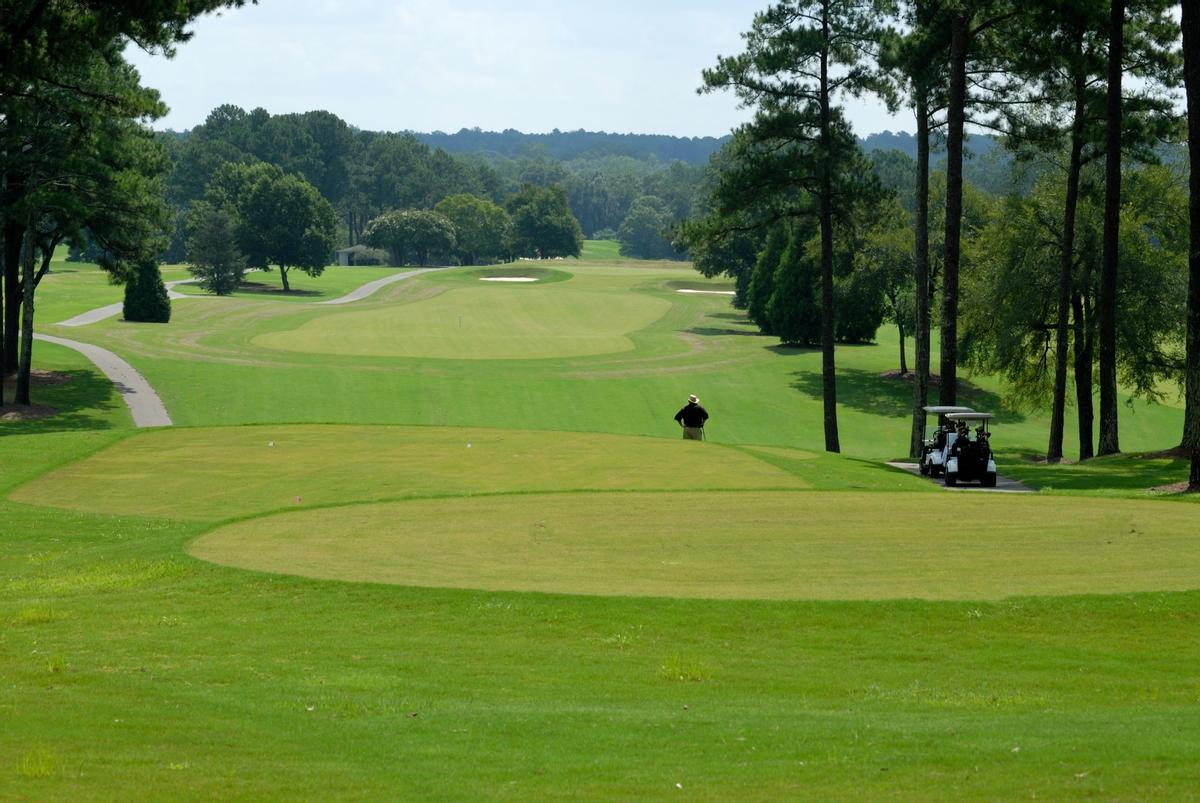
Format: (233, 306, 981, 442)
(126, 0, 908, 137)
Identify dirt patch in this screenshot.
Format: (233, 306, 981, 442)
(1148, 481, 1198, 495)
(880, 369, 944, 384)
(1, 403, 59, 421)
(32, 369, 73, 386)
(1, 371, 72, 420)
(1138, 445, 1191, 460)
(236, 282, 321, 297)
(1020, 453, 1077, 466)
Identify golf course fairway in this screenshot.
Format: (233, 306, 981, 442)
(4, 257, 1199, 799)
(251, 281, 671, 360)
(190, 490, 1200, 600)
(9, 425, 818, 520)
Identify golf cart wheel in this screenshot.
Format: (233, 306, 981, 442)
(982, 472, 997, 488)
(944, 472, 957, 487)
(919, 461, 930, 476)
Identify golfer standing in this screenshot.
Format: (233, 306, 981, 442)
(674, 394, 709, 440)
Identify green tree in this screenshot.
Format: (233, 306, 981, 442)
(700, 0, 885, 452)
(677, 141, 769, 309)
(433, 194, 511, 265)
(1184, 0, 1200, 491)
(186, 203, 246, 294)
(961, 164, 1186, 460)
(746, 222, 788, 332)
(857, 198, 917, 373)
(210, 163, 337, 292)
(364, 209, 457, 266)
(1, 1, 248, 403)
(565, 162, 642, 235)
(3, 50, 171, 405)
(878, 1, 949, 456)
(767, 223, 822, 345)
(123, 257, 171, 323)
(617, 196, 678, 259)
(506, 184, 583, 259)
(996, 0, 1179, 461)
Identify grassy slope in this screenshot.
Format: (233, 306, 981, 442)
(192, 490, 1200, 600)
(35, 259, 1185, 464)
(2, 498, 1197, 799)
(2, 253, 1197, 798)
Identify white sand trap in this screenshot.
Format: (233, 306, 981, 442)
(677, 288, 735, 296)
(481, 276, 538, 282)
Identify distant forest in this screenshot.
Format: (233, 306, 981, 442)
(148, 114, 1019, 265)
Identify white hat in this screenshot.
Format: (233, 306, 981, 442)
(688, 394, 699, 404)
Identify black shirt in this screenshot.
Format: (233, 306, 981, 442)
(674, 403, 709, 428)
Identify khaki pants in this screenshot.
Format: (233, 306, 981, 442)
(682, 427, 704, 441)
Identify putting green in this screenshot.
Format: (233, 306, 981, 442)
(251, 284, 670, 360)
(8, 425, 812, 520)
(190, 491, 1200, 601)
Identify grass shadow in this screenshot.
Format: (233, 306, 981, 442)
(687, 327, 764, 338)
(766, 343, 819, 356)
(790, 367, 1027, 423)
(236, 283, 322, 298)
(0, 369, 120, 434)
(996, 449, 1196, 495)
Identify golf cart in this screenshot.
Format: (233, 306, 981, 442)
(943, 412, 997, 488)
(919, 406, 976, 477)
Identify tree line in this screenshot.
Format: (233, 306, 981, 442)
(682, 0, 1200, 490)
(1, 1, 254, 409)
(160, 107, 709, 263)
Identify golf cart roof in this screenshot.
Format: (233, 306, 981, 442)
(922, 405, 975, 414)
(945, 412, 994, 421)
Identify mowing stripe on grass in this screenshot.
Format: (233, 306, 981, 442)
(189, 490, 1200, 601)
(315, 268, 439, 305)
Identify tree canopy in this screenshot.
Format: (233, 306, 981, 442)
(506, 184, 583, 259)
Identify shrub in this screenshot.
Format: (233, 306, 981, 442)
(123, 258, 171, 323)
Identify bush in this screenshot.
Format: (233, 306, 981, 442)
(123, 258, 171, 323)
(186, 203, 246, 295)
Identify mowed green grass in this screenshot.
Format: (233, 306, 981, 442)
(253, 277, 671, 359)
(41, 258, 1186, 461)
(192, 490, 1200, 600)
(10, 425, 819, 520)
(4, 252, 1199, 797)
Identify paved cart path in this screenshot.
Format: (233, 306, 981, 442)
(55, 279, 202, 327)
(56, 268, 435, 327)
(315, 268, 438, 305)
(33, 334, 172, 427)
(886, 462, 1035, 493)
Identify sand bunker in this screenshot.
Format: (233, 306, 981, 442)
(481, 276, 538, 282)
(677, 288, 735, 296)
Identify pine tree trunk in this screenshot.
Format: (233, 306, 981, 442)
(1098, 0, 1124, 456)
(1048, 85, 1087, 463)
(0, 222, 6, 406)
(898, 319, 908, 376)
(909, 91, 932, 458)
(279, 265, 291, 292)
(1181, 0, 1200, 490)
(4, 221, 20, 374)
(15, 221, 35, 405)
(939, 13, 968, 407)
(1073, 292, 1095, 461)
(818, 6, 839, 453)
